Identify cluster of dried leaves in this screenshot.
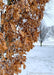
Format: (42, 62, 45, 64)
(0, 0, 49, 75)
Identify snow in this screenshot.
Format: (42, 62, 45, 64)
(17, 46, 54, 75)
(33, 40, 54, 46)
(43, 41, 54, 46)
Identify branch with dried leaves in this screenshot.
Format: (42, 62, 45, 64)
(0, 0, 49, 75)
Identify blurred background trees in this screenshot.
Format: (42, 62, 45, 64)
(39, 0, 54, 46)
(39, 21, 49, 46)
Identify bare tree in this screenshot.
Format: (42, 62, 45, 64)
(39, 0, 54, 46)
(39, 21, 49, 46)
(47, 26, 54, 38)
(50, 26, 54, 37)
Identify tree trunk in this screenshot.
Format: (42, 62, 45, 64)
(40, 41, 42, 47)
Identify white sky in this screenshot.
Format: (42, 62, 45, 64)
(3, 0, 7, 4)
(43, 0, 54, 27)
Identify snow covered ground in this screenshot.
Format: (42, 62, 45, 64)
(18, 46, 54, 75)
(33, 40, 54, 46)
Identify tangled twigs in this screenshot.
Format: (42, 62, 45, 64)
(0, 0, 49, 75)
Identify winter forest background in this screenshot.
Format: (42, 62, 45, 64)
(0, 0, 54, 75)
(35, 0, 54, 46)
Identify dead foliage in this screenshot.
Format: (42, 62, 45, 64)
(0, 0, 49, 75)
